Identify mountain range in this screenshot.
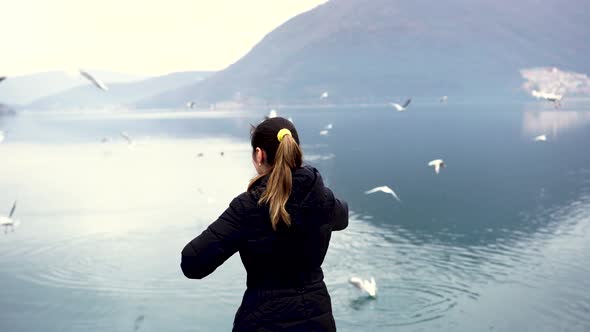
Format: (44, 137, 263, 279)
(27, 71, 212, 110)
(141, 0, 590, 107)
(0, 70, 145, 106)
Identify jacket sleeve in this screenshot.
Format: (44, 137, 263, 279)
(181, 194, 248, 279)
(325, 188, 349, 231)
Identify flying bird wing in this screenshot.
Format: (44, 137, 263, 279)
(428, 159, 443, 167)
(8, 200, 16, 218)
(365, 186, 387, 194)
(534, 135, 546, 141)
(390, 103, 403, 111)
(120, 132, 133, 144)
(402, 98, 412, 108)
(79, 70, 109, 91)
(388, 190, 401, 202)
(349, 277, 364, 289)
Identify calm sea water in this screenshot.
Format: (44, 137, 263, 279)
(1, 103, 590, 331)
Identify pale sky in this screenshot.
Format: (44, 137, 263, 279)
(1, 0, 327, 77)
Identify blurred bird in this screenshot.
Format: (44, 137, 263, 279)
(0, 201, 18, 234)
(320, 91, 329, 100)
(0, 130, 4, 143)
(324, 123, 333, 130)
(319, 130, 329, 136)
(349, 276, 377, 298)
(390, 98, 412, 112)
(534, 134, 547, 142)
(79, 69, 109, 91)
(134, 314, 145, 332)
(440, 96, 448, 103)
(120, 131, 134, 146)
(428, 159, 445, 174)
(266, 109, 278, 119)
(364, 186, 401, 202)
(0, 76, 6, 84)
(186, 101, 196, 109)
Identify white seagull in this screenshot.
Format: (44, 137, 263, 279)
(428, 159, 445, 174)
(267, 109, 278, 119)
(120, 131, 134, 146)
(390, 98, 412, 112)
(365, 186, 401, 202)
(0, 201, 18, 234)
(319, 130, 329, 136)
(320, 91, 329, 100)
(324, 123, 333, 130)
(349, 276, 377, 298)
(186, 101, 196, 109)
(79, 69, 109, 91)
(534, 134, 547, 142)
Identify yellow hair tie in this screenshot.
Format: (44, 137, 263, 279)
(277, 128, 292, 142)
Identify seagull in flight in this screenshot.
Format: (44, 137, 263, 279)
(319, 130, 329, 136)
(534, 134, 547, 142)
(390, 98, 412, 112)
(186, 101, 196, 109)
(120, 131, 134, 146)
(349, 276, 377, 298)
(79, 69, 109, 91)
(428, 159, 445, 174)
(364, 186, 401, 202)
(266, 109, 278, 120)
(0, 201, 18, 234)
(324, 123, 333, 130)
(320, 91, 329, 100)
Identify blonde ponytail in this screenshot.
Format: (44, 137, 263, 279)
(259, 132, 303, 230)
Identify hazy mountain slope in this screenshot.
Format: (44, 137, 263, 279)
(27, 71, 213, 109)
(0, 70, 145, 105)
(142, 0, 590, 106)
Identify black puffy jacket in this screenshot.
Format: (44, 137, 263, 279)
(181, 166, 349, 331)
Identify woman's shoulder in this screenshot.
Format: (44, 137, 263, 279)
(229, 191, 259, 212)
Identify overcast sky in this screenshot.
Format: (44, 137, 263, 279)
(1, 0, 326, 77)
